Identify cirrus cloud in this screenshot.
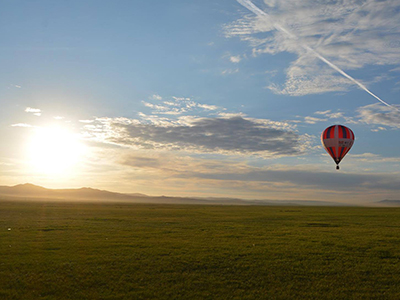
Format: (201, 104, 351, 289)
(357, 103, 400, 128)
(226, 0, 400, 96)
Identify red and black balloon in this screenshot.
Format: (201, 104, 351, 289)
(321, 125, 355, 170)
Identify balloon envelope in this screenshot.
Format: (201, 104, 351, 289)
(321, 125, 355, 169)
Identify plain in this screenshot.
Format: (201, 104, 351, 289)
(1, 201, 400, 299)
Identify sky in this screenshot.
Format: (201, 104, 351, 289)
(1, 0, 400, 204)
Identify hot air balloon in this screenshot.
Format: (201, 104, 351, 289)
(321, 125, 355, 170)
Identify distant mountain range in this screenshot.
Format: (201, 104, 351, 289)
(0, 183, 357, 206)
(377, 200, 400, 207)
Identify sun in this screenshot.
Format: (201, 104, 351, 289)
(26, 126, 86, 175)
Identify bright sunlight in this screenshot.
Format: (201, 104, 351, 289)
(26, 126, 86, 175)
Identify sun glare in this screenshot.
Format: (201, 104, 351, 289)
(26, 127, 86, 175)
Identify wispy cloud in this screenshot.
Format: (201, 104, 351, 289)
(218, 112, 247, 118)
(304, 116, 326, 124)
(230, 55, 242, 63)
(299, 104, 400, 129)
(141, 96, 221, 116)
(221, 68, 239, 75)
(8, 84, 22, 89)
(315, 110, 331, 115)
(267, 55, 354, 96)
(227, 0, 400, 103)
(25, 107, 41, 116)
(357, 103, 400, 128)
(150, 94, 163, 100)
(314, 110, 344, 119)
(197, 104, 219, 111)
(349, 153, 400, 163)
(371, 127, 388, 132)
(11, 123, 32, 128)
(223, 52, 244, 63)
(25, 107, 41, 113)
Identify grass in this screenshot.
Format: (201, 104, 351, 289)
(1, 201, 400, 299)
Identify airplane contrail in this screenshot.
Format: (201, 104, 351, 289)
(237, 0, 398, 110)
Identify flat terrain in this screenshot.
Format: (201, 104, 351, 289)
(1, 201, 400, 299)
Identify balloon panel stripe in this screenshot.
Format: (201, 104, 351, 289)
(327, 126, 334, 139)
(324, 127, 329, 139)
(339, 147, 345, 159)
(341, 125, 347, 138)
(338, 125, 343, 138)
(343, 147, 352, 157)
(327, 147, 333, 158)
(332, 146, 337, 159)
(329, 147, 336, 159)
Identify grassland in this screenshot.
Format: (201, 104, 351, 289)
(1, 201, 400, 299)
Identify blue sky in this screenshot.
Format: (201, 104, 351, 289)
(1, 0, 400, 204)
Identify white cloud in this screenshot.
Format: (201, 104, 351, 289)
(142, 101, 168, 111)
(141, 95, 224, 116)
(218, 112, 247, 118)
(197, 104, 219, 111)
(349, 153, 400, 163)
(357, 103, 400, 128)
(172, 96, 191, 101)
(221, 68, 239, 75)
(226, 0, 400, 96)
(304, 116, 326, 124)
(11, 123, 32, 128)
(315, 110, 331, 115)
(266, 55, 354, 95)
(163, 101, 179, 106)
(326, 112, 344, 119)
(230, 55, 242, 63)
(8, 84, 22, 89)
(25, 107, 41, 113)
(371, 127, 387, 132)
(150, 94, 162, 100)
(313, 110, 344, 119)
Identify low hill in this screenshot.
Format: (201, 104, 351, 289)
(0, 184, 225, 204)
(377, 200, 400, 206)
(0, 183, 134, 201)
(0, 183, 353, 206)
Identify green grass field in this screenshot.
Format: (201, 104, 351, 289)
(1, 201, 400, 299)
